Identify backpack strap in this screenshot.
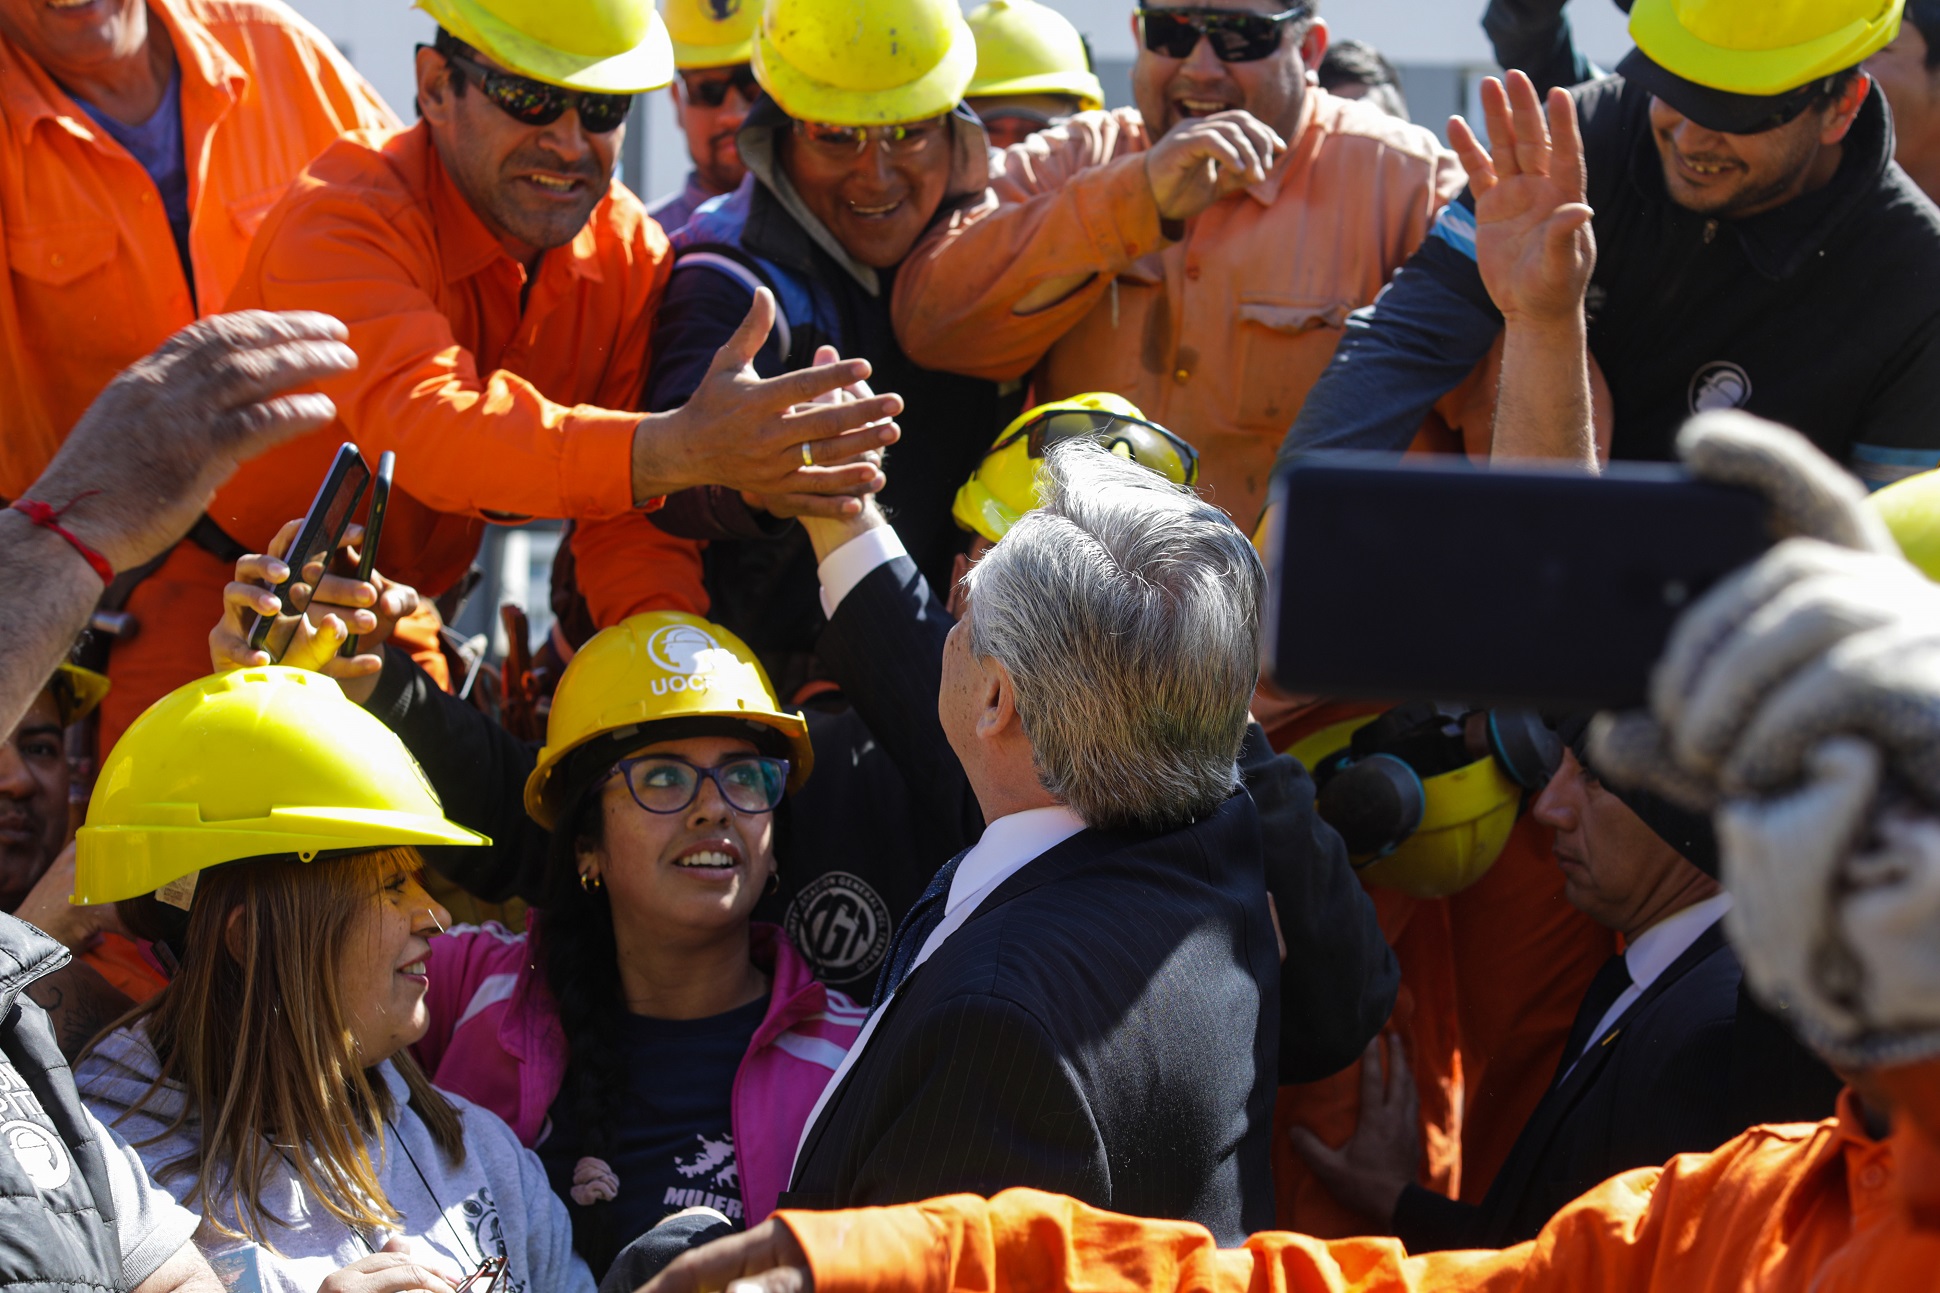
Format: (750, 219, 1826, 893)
(675, 243, 796, 361)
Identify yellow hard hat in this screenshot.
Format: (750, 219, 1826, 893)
(666, 0, 758, 68)
(965, 0, 1104, 112)
(73, 668, 487, 907)
(525, 612, 813, 828)
(1288, 716, 1522, 900)
(1870, 467, 1940, 582)
(751, 0, 976, 125)
(49, 663, 109, 727)
(952, 393, 1201, 543)
(1624, 0, 1901, 120)
(415, 0, 675, 92)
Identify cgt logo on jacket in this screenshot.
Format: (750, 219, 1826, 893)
(1689, 361, 1752, 413)
(787, 872, 891, 986)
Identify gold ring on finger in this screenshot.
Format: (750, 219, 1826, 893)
(801, 440, 815, 468)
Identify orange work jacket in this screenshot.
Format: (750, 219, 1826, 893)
(780, 1091, 1940, 1293)
(0, 0, 395, 496)
(890, 91, 1464, 524)
(100, 123, 703, 749)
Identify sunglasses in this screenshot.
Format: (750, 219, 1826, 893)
(438, 46, 633, 134)
(453, 1257, 506, 1293)
(793, 116, 949, 158)
(993, 409, 1200, 486)
(682, 65, 759, 109)
(1715, 80, 1836, 136)
(1136, 5, 1311, 64)
(607, 753, 791, 816)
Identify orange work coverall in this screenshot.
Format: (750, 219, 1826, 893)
(778, 1091, 1940, 1293)
(102, 123, 704, 748)
(0, 0, 396, 494)
(890, 90, 1465, 525)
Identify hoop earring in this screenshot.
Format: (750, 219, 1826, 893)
(765, 868, 781, 897)
(579, 871, 603, 891)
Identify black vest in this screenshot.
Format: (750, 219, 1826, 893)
(0, 915, 126, 1293)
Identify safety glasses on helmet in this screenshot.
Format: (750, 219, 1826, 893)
(1136, 5, 1311, 64)
(682, 65, 759, 109)
(436, 45, 635, 134)
(993, 408, 1200, 485)
(606, 754, 791, 815)
(793, 116, 950, 158)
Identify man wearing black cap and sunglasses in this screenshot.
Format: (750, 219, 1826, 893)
(1279, 0, 1940, 494)
(885, 0, 1464, 527)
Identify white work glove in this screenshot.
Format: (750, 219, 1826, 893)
(1591, 411, 1940, 1067)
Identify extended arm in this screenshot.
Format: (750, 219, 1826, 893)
(1454, 74, 1598, 468)
(0, 311, 355, 734)
(1275, 220, 1504, 461)
(1238, 725, 1399, 1083)
(894, 112, 1284, 381)
(1481, 0, 1604, 95)
(811, 514, 983, 851)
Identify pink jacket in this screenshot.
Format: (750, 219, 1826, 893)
(414, 920, 866, 1224)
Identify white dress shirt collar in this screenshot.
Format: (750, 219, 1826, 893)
(1624, 890, 1734, 994)
(1569, 890, 1735, 1076)
(915, 804, 1089, 960)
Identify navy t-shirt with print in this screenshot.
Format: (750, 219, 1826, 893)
(541, 995, 768, 1254)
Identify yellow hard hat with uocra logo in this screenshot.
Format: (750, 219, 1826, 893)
(416, 0, 674, 92)
(74, 668, 487, 907)
(525, 611, 814, 828)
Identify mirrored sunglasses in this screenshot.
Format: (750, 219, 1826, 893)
(794, 116, 950, 158)
(440, 47, 634, 134)
(993, 409, 1200, 486)
(1136, 5, 1311, 63)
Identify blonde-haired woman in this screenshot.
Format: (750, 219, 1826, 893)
(71, 668, 592, 1293)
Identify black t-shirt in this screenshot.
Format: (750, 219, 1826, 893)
(541, 995, 769, 1252)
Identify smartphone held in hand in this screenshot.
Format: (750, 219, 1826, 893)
(342, 450, 394, 657)
(244, 442, 370, 661)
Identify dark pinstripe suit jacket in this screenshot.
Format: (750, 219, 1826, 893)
(781, 792, 1283, 1244)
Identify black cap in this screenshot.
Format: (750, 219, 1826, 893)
(1553, 711, 1720, 879)
(1617, 46, 1830, 135)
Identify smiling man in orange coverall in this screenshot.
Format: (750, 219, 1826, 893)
(632, 421, 1940, 1293)
(98, 0, 905, 749)
(889, 0, 1462, 525)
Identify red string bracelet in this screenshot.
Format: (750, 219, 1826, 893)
(10, 493, 114, 585)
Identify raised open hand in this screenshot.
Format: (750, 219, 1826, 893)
(1449, 71, 1596, 330)
(633, 290, 902, 513)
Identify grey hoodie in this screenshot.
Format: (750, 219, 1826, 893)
(77, 1027, 593, 1293)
